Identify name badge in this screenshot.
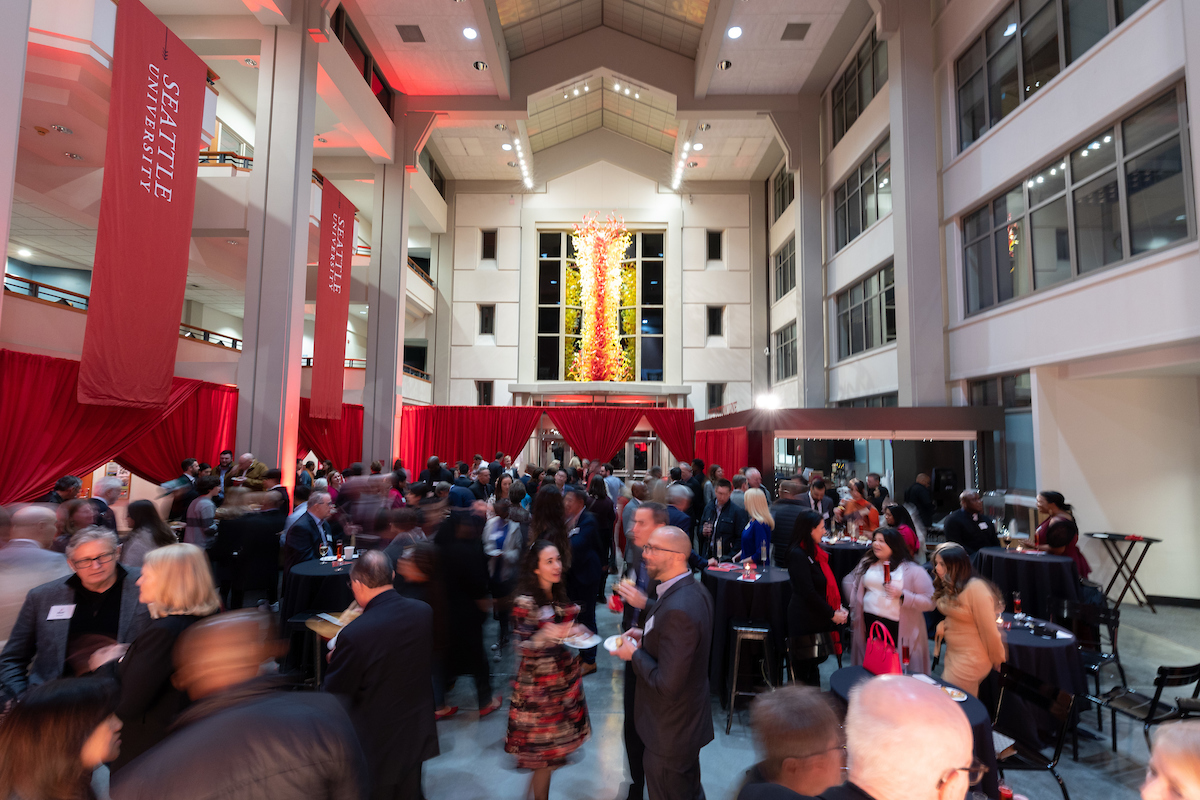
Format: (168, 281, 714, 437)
(47, 604, 76, 621)
(978, 522, 990, 530)
(644, 616, 655, 635)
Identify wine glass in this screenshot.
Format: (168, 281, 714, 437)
(319, 542, 329, 559)
(1012, 591, 1025, 621)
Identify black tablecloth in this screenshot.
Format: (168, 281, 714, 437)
(972, 548, 1079, 620)
(280, 559, 355, 672)
(701, 566, 791, 703)
(820, 541, 871, 588)
(831, 666, 1000, 800)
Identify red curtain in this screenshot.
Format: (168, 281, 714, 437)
(695, 427, 749, 476)
(117, 383, 239, 484)
(0, 350, 199, 504)
(399, 406, 543, 471)
(644, 408, 695, 463)
(545, 407, 643, 463)
(298, 398, 364, 470)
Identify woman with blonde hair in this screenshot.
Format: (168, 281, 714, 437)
(932, 542, 1005, 696)
(1144, 721, 1200, 800)
(733, 488, 775, 565)
(104, 543, 220, 771)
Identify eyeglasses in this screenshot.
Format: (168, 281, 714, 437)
(642, 543, 688, 555)
(71, 551, 117, 570)
(938, 758, 988, 788)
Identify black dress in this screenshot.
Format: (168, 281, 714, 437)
(786, 547, 838, 686)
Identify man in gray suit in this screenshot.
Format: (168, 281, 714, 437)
(616, 526, 714, 800)
(0, 526, 149, 703)
(0, 506, 71, 645)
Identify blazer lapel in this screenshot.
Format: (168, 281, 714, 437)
(117, 567, 143, 642)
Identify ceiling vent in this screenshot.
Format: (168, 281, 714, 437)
(396, 25, 425, 42)
(781, 23, 810, 41)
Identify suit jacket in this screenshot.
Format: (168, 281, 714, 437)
(0, 542, 71, 645)
(941, 508, 997, 556)
(91, 498, 118, 531)
(631, 573, 714, 759)
(667, 505, 693, 533)
(0, 566, 149, 698)
(283, 513, 330, 576)
(796, 492, 837, 525)
(565, 510, 602, 602)
(468, 480, 492, 502)
(324, 591, 438, 786)
(230, 461, 268, 492)
(419, 466, 455, 485)
(621, 546, 705, 631)
(769, 499, 804, 564)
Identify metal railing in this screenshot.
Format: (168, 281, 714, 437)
(3, 274, 89, 309)
(300, 357, 367, 368)
(707, 401, 738, 417)
(199, 151, 253, 170)
(403, 363, 431, 381)
(179, 323, 242, 350)
(407, 258, 435, 288)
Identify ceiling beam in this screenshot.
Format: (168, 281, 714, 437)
(692, 0, 734, 100)
(468, 0, 511, 100)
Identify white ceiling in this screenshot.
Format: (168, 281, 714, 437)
(495, 0, 708, 59)
(599, 0, 708, 58)
(675, 118, 776, 180)
(8, 198, 96, 271)
(428, 119, 527, 181)
(358, 0, 497, 95)
(527, 77, 677, 154)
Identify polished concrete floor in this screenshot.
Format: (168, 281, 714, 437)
(425, 581, 1200, 800)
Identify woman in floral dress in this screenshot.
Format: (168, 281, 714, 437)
(505, 539, 591, 800)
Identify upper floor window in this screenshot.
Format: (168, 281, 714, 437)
(773, 168, 795, 222)
(706, 231, 723, 262)
(836, 264, 895, 360)
(481, 230, 497, 260)
(957, 0, 1152, 151)
(836, 392, 898, 408)
(774, 236, 796, 301)
(774, 322, 797, 381)
(832, 29, 888, 147)
(962, 84, 1193, 315)
(834, 137, 891, 252)
(331, 7, 394, 118)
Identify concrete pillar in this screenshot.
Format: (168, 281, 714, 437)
(1181, 0, 1200, 219)
(361, 110, 436, 463)
(0, 1, 32, 328)
(794, 94, 826, 409)
(235, 0, 320, 486)
(883, 0, 947, 406)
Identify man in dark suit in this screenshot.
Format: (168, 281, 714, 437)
(796, 479, 837, 531)
(615, 525, 714, 800)
(666, 484, 694, 534)
(903, 473, 936, 529)
(563, 487, 601, 673)
(768, 481, 804, 566)
(701, 479, 749, 560)
(325, 551, 438, 800)
(90, 476, 122, 531)
(283, 491, 334, 581)
(169, 458, 201, 521)
(418, 457, 454, 486)
(940, 490, 997, 556)
(0, 527, 148, 701)
(468, 467, 492, 502)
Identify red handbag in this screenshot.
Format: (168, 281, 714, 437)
(863, 621, 901, 675)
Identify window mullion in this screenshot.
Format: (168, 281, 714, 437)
(1055, 0, 1067, 77)
(1113, 118, 1133, 262)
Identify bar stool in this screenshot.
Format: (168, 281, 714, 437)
(727, 622, 778, 733)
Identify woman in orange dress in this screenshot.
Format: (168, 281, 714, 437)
(837, 479, 880, 534)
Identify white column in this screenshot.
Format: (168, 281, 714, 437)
(884, 0, 946, 406)
(794, 94, 826, 408)
(1182, 0, 1200, 219)
(0, 1, 32, 328)
(235, 0, 320, 481)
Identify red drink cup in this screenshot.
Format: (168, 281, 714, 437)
(883, 561, 891, 584)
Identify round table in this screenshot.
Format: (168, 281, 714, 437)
(831, 665, 1000, 800)
(972, 547, 1079, 620)
(701, 565, 791, 704)
(820, 541, 871, 589)
(280, 559, 356, 673)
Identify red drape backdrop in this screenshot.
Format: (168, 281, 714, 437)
(643, 408, 695, 463)
(0, 350, 200, 504)
(399, 406, 543, 472)
(298, 398, 364, 470)
(695, 427, 749, 476)
(545, 407, 643, 463)
(117, 383, 239, 484)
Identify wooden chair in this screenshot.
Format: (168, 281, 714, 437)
(993, 663, 1075, 800)
(1100, 662, 1200, 752)
(1049, 598, 1126, 730)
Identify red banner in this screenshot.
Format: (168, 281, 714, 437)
(78, 0, 207, 408)
(309, 180, 356, 419)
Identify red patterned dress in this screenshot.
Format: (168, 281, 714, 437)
(504, 595, 591, 769)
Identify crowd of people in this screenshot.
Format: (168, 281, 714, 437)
(0, 448, 1192, 800)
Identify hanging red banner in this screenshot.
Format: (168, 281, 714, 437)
(309, 179, 356, 419)
(78, 0, 207, 408)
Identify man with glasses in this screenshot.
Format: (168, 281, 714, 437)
(283, 491, 336, 582)
(738, 686, 844, 799)
(0, 526, 148, 702)
(820, 674, 979, 800)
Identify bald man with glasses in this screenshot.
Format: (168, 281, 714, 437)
(615, 526, 714, 800)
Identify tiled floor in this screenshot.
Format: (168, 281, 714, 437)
(425, 587, 1200, 800)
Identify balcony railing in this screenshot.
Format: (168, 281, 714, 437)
(198, 150, 253, 170)
(3, 274, 88, 309)
(300, 357, 367, 368)
(403, 364, 430, 381)
(179, 323, 242, 350)
(407, 258, 434, 288)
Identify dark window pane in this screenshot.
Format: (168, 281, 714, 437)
(537, 336, 559, 380)
(1064, 0, 1110, 63)
(1071, 129, 1116, 183)
(858, 36, 872, 68)
(1030, 197, 1071, 288)
(1123, 92, 1179, 154)
(836, 204, 848, 250)
(874, 39, 888, 89)
(481, 230, 497, 260)
(539, 232, 560, 259)
(539, 262, 560, 304)
(970, 378, 1000, 406)
(1126, 137, 1188, 255)
(642, 262, 664, 305)
(344, 31, 367, 76)
(1002, 373, 1032, 407)
(838, 311, 850, 359)
(863, 171, 878, 228)
(859, 59, 873, 110)
(965, 239, 994, 313)
(1021, 3, 1060, 98)
(834, 97, 846, 142)
(640, 338, 663, 381)
(479, 304, 495, 335)
(995, 220, 1030, 301)
(956, 39, 985, 86)
(642, 232, 664, 258)
(875, 137, 890, 165)
(625, 237, 637, 259)
(1117, 0, 1150, 21)
(1074, 170, 1123, 272)
(847, 189, 862, 240)
(964, 206, 991, 241)
(959, 70, 987, 148)
(1028, 160, 1066, 206)
(988, 41, 1020, 125)
(993, 185, 1025, 228)
(538, 307, 559, 334)
(640, 308, 663, 335)
(866, 293, 880, 348)
(707, 306, 723, 337)
(845, 78, 859, 126)
(707, 230, 723, 260)
(986, 4, 1019, 55)
(566, 235, 575, 259)
(884, 286, 896, 341)
(707, 383, 724, 412)
(850, 304, 864, 353)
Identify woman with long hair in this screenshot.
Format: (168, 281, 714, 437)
(704, 464, 724, 509)
(837, 479, 880, 534)
(845, 527, 935, 675)
(489, 473, 514, 517)
(530, 485, 571, 571)
(0, 677, 121, 800)
(504, 540, 591, 800)
(105, 543, 220, 771)
(396, 541, 455, 720)
(1034, 490, 1090, 579)
(733, 488, 774, 565)
(120, 500, 176, 568)
(931, 543, 1005, 696)
(786, 510, 849, 685)
(882, 502, 921, 558)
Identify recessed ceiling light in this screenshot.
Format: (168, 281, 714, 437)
(65, 152, 82, 160)
(624, 88, 630, 95)
(463, 27, 477, 39)
(717, 60, 732, 70)
(244, 58, 258, 67)
(226, 239, 239, 245)
(698, 123, 711, 131)
(584, 83, 589, 91)
(502, 143, 512, 151)
(573, 87, 579, 96)
(495, 123, 507, 131)
(564, 91, 569, 99)
(613, 82, 620, 91)
(473, 61, 488, 70)
(507, 161, 518, 167)
(687, 161, 698, 168)
(17, 248, 32, 257)
(727, 26, 742, 39)
(524, 178, 533, 188)
(693, 143, 704, 151)
(51, 125, 72, 134)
